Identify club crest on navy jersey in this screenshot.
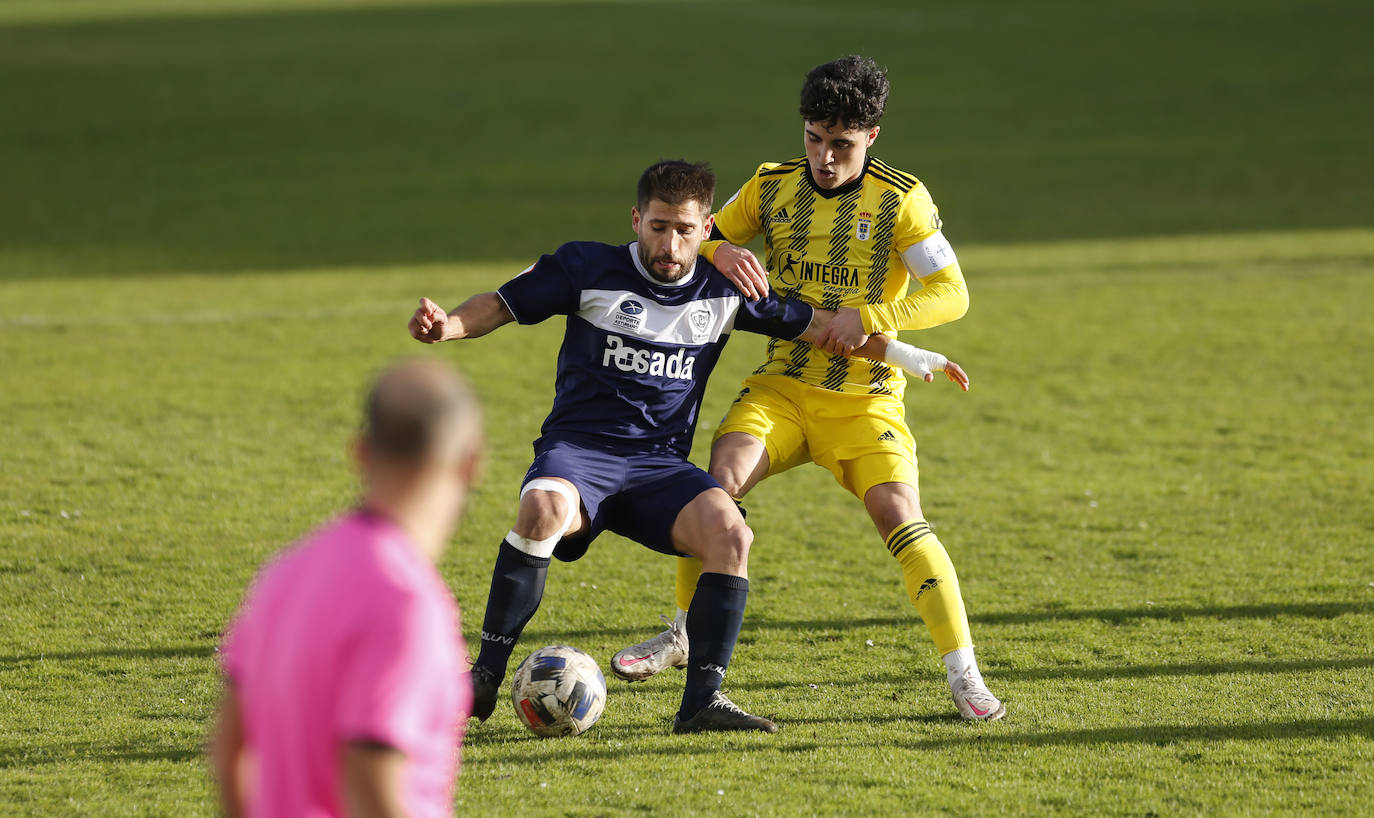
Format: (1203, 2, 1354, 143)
(689, 306, 713, 343)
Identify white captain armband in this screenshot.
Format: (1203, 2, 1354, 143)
(900, 230, 958, 276)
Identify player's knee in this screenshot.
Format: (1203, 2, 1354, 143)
(515, 490, 570, 540)
(709, 518, 753, 568)
(863, 482, 923, 539)
(877, 508, 917, 540)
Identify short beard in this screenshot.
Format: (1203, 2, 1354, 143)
(638, 243, 695, 284)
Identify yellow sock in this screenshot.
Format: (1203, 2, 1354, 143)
(674, 556, 703, 612)
(886, 520, 973, 655)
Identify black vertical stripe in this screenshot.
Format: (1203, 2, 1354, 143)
(759, 178, 782, 269)
(827, 188, 862, 268)
(819, 281, 850, 390)
(816, 189, 862, 391)
(867, 360, 895, 395)
(865, 190, 904, 395)
(788, 182, 815, 253)
(756, 175, 787, 377)
(821, 354, 850, 391)
(866, 190, 901, 305)
(781, 178, 817, 379)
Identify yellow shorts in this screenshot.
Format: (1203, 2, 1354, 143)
(713, 374, 918, 499)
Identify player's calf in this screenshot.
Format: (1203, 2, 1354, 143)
(882, 518, 1006, 721)
(470, 479, 583, 716)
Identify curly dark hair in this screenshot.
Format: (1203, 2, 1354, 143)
(636, 159, 716, 212)
(799, 56, 890, 130)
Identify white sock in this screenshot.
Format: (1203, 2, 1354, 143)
(943, 647, 979, 686)
(674, 608, 688, 628)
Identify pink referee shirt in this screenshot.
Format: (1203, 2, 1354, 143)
(222, 510, 471, 818)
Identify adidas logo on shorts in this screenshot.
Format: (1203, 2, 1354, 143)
(877, 430, 898, 443)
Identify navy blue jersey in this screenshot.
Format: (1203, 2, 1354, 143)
(497, 241, 813, 457)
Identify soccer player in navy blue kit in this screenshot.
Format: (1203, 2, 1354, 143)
(409, 161, 966, 733)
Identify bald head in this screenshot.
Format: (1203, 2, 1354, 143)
(362, 359, 483, 470)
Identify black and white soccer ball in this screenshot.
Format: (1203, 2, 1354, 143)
(509, 645, 607, 737)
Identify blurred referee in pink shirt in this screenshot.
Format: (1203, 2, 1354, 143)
(210, 360, 484, 818)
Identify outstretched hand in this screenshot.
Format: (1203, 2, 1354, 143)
(714, 244, 770, 301)
(938, 360, 970, 392)
(409, 297, 449, 343)
(882, 340, 970, 392)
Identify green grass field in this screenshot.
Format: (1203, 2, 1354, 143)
(2, 0, 1372, 815)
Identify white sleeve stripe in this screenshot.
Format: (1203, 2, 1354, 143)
(576, 290, 741, 346)
(900, 230, 957, 277)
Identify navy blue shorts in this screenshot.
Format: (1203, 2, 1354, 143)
(522, 438, 721, 561)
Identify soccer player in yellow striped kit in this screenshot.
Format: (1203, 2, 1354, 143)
(612, 56, 1004, 721)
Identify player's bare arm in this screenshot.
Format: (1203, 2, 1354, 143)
(209, 684, 247, 818)
(798, 305, 870, 356)
(408, 293, 515, 343)
(713, 243, 769, 300)
(813, 306, 867, 356)
(342, 743, 410, 818)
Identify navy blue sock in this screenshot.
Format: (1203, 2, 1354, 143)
(679, 572, 749, 719)
(473, 541, 549, 681)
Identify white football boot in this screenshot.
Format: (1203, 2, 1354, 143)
(610, 614, 688, 682)
(950, 666, 1006, 721)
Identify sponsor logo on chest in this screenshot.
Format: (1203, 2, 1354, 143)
(601, 335, 697, 380)
(613, 299, 645, 333)
(777, 250, 861, 293)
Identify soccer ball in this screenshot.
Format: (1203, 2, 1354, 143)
(509, 645, 607, 737)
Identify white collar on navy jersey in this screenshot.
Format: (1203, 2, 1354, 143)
(628, 242, 695, 288)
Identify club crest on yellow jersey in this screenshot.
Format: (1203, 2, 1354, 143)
(856, 210, 873, 241)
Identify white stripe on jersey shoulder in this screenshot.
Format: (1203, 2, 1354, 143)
(628, 241, 694, 288)
(900, 230, 958, 277)
(578, 289, 742, 346)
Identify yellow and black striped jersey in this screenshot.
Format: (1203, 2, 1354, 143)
(712, 156, 963, 398)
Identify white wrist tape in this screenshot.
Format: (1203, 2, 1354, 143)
(505, 478, 580, 558)
(884, 339, 948, 378)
